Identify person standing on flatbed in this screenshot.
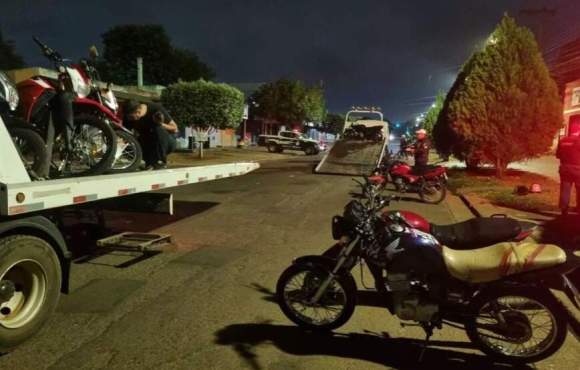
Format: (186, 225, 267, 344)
(124, 100, 178, 170)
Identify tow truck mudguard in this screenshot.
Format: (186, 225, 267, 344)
(0, 215, 71, 293)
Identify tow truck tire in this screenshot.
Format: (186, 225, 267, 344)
(0, 235, 61, 353)
(267, 143, 278, 153)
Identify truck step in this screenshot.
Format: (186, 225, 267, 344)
(97, 232, 171, 252)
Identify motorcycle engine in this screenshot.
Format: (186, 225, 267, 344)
(393, 177, 405, 192)
(386, 273, 438, 322)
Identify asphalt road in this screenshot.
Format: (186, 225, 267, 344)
(0, 157, 578, 370)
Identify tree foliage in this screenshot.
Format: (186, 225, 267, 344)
(161, 80, 244, 130)
(322, 113, 345, 134)
(436, 16, 562, 177)
(0, 29, 25, 70)
(252, 79, 326, 124)
(99, 25, 214, 85)
(422, 91, 445, 137)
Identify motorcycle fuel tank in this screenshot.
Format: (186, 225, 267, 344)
(385, 229, 447, 278)
(382, 210, 430, 233)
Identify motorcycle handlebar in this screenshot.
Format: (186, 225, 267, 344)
(32, 36, 63, 63)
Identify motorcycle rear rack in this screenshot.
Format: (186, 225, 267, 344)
(97, 232, 171, 252)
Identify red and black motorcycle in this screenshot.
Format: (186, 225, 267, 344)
(373, 157, 448, 204)
(0, 70, 49, 179)
(79, 46, 143, 173)
(16, 37, 117, 177)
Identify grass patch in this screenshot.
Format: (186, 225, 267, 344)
(447, 167, 569, 214)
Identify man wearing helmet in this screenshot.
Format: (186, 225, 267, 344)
(413, 129, 431, 168)
(556, 131, 580, 216)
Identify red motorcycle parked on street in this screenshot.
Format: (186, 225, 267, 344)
(373, 157, 448, 204)
(16, 37, 117, 177)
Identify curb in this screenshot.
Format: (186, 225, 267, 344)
(458, 193, 482, 218)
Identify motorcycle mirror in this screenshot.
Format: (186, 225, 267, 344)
(89, 45, 99, 59)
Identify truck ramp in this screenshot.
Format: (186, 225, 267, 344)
(315, 138, 388, 176)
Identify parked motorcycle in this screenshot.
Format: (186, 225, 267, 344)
(276, 178, 580, 364)
(16, 37, 117, 177)
(373, 157, 448, 204)
(0, 70, 49, 179)
(79, 46, 143, 173)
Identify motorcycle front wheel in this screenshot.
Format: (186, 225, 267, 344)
(419, 180, 447, 204)
(108, 129, 143, 173)
(465, 287, 568, 364)
(276, 261, 356, 331)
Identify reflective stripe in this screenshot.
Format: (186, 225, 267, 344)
(118, 188, 136, 196)
(73, 194, 98, 204)
(8, 202, 45, 215)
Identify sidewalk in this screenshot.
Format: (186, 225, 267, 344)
(444, 155, 559, 182)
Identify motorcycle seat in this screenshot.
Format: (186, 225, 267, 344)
(442, 242, 566, 283)
(431, 217, 521, 250)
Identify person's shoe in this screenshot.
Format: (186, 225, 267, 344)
(153, 161, 167, 170)
(562, 208, 569, 217)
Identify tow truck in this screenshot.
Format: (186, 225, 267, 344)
(315, 107, 389, 175)
(0, 116, 259, 352)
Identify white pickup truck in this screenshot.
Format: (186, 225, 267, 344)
(259, 131, 320, 155)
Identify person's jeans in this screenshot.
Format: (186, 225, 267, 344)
(140, 125, 176, 166)
(559, 180, 579, 210)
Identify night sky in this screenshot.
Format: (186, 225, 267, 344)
(1, 0, 578, 122)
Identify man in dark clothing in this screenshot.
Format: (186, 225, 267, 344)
(413, 129, 431, 168)
(556, 132, 580, 216)
(124, 100, 178, 169)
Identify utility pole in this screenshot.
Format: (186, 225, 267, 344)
(519, 6, 557, 49)
(137, 57, 143, 88)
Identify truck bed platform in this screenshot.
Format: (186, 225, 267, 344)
(1, 162, 260, 216)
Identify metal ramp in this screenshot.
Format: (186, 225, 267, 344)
(315, 138, 388, 176)
(315, 108, 389, 176)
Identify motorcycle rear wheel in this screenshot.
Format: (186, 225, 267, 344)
(465, 287, 567, 364)
(9, 126, 49, 178)
(276, 261, 356, 331)
(54, 115, 117, 177)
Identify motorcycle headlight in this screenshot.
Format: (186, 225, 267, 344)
(0, 71, 19, 111)
(8, 85, 19, 111)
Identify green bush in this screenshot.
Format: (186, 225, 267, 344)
(161, 80, 245, 129)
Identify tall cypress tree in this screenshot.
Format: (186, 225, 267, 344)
(441, 16, 562, 177)
(0, 29, 25, 70)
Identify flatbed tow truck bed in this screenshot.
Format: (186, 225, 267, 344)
(0, 116, 259, 352)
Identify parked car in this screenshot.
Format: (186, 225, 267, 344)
(259, 130, 320, 155)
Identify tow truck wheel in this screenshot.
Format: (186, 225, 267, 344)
(0, 235, 61, 353)
(267, 143, 278, 153)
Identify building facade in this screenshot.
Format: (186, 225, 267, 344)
(563, 79, 580, 137)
